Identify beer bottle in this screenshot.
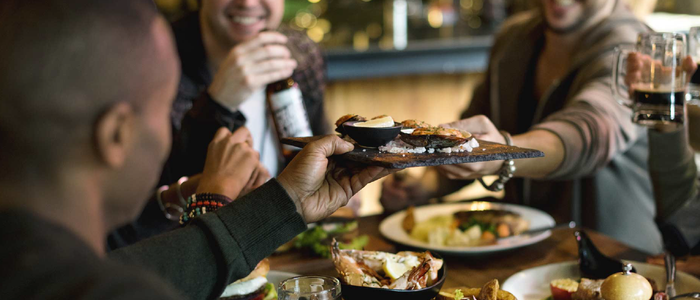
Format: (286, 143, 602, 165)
(266, 78, 313, 160)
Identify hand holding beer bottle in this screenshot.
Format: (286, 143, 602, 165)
(208, 32, 297, 110)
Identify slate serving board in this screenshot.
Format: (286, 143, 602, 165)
(281, 136, 544, 169)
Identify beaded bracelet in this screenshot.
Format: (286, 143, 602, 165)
(179, 193, 233, 225)
(478, 130, 516, 192)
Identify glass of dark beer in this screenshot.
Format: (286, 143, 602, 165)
(613, 32, 688, 127)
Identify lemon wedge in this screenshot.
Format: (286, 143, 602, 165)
(383, 259, 409, 280)
(354, 116, 395, 128)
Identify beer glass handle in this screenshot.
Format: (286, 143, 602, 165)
(612, 46, 635, 108)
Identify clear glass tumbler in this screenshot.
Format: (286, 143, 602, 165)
(277, 276, 342, 300)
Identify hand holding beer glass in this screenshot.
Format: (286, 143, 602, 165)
(613, 32, 691, 128)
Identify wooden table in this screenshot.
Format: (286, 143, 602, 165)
(270, 214, 650, 290)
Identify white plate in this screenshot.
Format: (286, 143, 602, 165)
(268, 270, 300, 288)
(379, 202, 555, 256)
(502, 261, 700, 300)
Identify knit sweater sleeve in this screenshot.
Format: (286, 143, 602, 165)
(109, 180, 307, 300)
(533, 74, 646, 180)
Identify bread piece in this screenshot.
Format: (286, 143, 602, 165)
(437, 286, 517, 300)
(571, 278, 604, 300)
(479, 279, 499, 300)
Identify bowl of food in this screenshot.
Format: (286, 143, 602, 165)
(331, 240, 446, 300)
(342, 115, 402, 148)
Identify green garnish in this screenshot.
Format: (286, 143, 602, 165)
(454, 289, 464, 300)
(339, 235, 369, 250)
(295, 226, 327, 249)
(293, 222, 368, 258)
(330, 221, 358, 234)
(263, 283, 277, 300)
(458, 217, 498, 235)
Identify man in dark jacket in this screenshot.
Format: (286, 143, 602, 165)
(0, 1, 388, 299)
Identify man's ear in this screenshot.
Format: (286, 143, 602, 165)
(94, 102, 136, 168)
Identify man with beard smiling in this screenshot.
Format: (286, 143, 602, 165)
(381, 0, 660, 252)
(108, 0, 333, 249)
(168, 0, 330, 179)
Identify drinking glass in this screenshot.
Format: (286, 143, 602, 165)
(277, 276, 342, 300)
(612, 32, 688, 127)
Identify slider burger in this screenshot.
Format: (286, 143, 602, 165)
(219, 259, 276, 300)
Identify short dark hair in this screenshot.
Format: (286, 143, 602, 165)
(0, 0, 166, 171)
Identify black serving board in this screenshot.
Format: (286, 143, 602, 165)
(281, 136, 544, 169)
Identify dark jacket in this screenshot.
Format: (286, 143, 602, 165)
(460, 1, 660, 252)
(1, 180, 306, 300)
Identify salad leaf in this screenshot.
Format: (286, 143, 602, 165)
(458, 217, 497, 235)
(263, 283, 277, 300)
(329, 221, 358, 234)
(294, 226, 328, 249)
(454, 289, 464, 300)
(293, 225, 368, 258)
(339, 235, 369, 250)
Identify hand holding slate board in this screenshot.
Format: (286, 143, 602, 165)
(281, 136, 544, 169)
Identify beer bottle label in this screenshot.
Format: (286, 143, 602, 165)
(268, 84, 313, 138)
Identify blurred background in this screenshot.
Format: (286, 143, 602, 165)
(155, 0, 700, 216)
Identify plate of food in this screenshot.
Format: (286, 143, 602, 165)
(331, 239, 446, 300)
(502, 261, 700, 300)
(379, 202, 555, 255)
(281, 114, 544, 169)
(219, 258, 299, 300)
